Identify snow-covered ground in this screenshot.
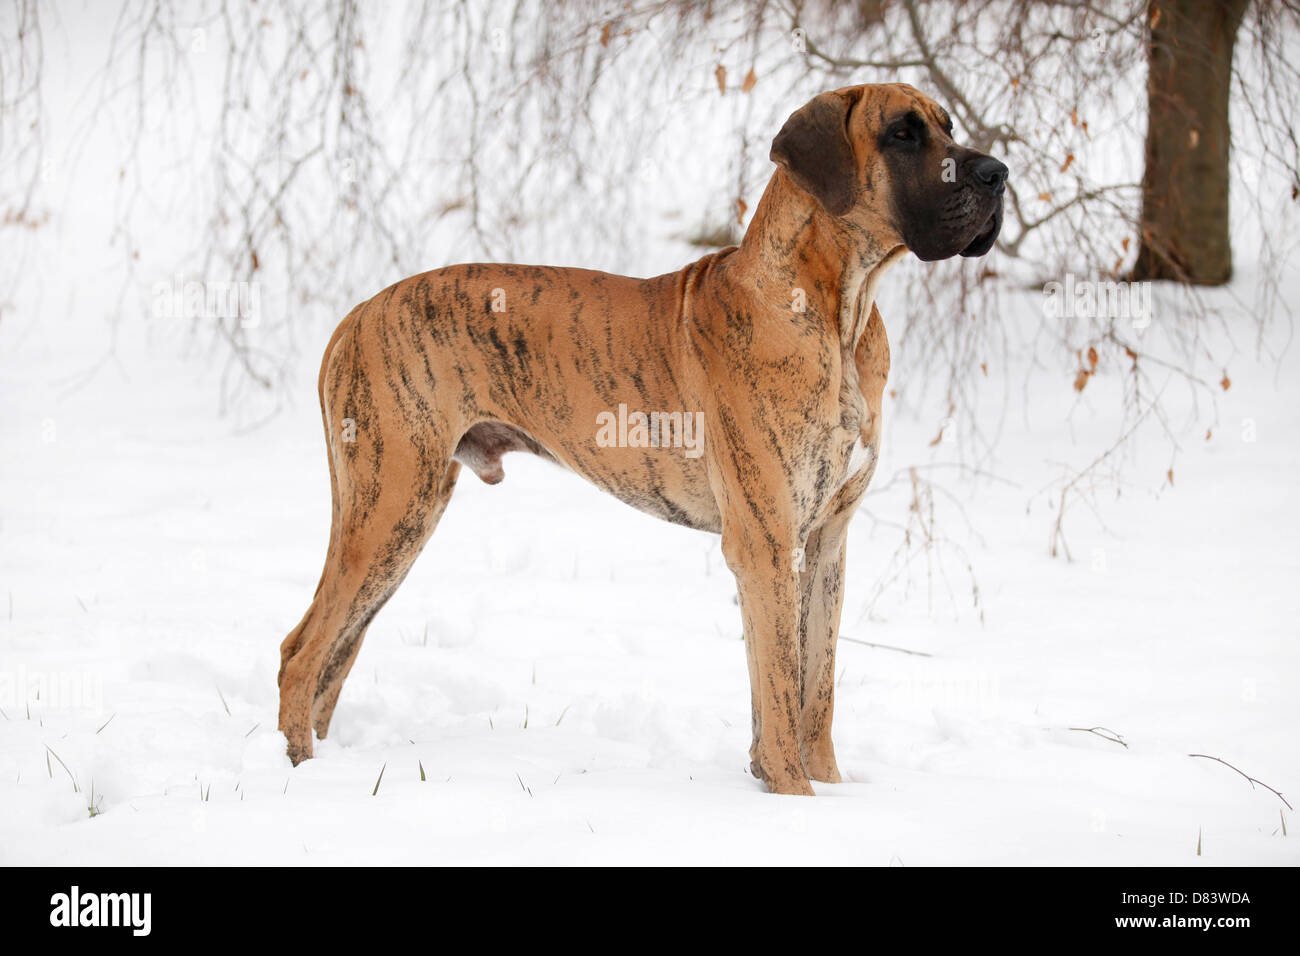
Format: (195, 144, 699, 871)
(1, 264, 1297, 865)
(3, 0, 1298, 868)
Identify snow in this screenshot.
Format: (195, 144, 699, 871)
(1, 272, 1297, 865)
(2, 1, 1297, 868)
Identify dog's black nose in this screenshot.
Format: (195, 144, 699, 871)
(970, 156, 1008, 195)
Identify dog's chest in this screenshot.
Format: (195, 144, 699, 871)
(830, 369, 878, 490)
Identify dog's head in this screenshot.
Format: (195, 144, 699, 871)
(770, 83, 1006, 261)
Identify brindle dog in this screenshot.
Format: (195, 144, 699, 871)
(278, 83, 1007, 794)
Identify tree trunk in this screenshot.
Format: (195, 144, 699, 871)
(1131, 0, 1250, 285)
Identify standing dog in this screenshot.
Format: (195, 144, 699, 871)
(278, 83, 1006, 794)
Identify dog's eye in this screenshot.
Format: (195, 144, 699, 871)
(893, 128, 914, 142)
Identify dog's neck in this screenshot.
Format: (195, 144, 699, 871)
(738, 169, 905, 351)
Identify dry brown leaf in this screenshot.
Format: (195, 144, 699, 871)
(1087, 346, 1098, 370)
(600, 22, 611, 47)
(735, 197, 748, 225)
(1038, 191, 1052, 202)
(1167, 468, 1174, 486)
(1060, 153, 1075, 173)
(1220, 371, 1231, 391)
(714, 64, 726, 95)
(742, 68, 757, 93)
(1073, 369, 1090, 392)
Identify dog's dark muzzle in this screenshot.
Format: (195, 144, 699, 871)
(958, 156, 1007, 257)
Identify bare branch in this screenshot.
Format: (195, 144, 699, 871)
(1188, 753, 1294, 810)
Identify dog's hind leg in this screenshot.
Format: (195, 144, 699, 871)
(277, 313, 461, 765)
(309, 459, 461, 741)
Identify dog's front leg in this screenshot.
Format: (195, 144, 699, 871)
(722, 525, 815, 796)
(796, 518, 850, 783)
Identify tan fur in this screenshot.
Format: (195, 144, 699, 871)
(278, 84, 976, 794)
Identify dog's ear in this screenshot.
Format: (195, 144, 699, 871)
(770, 90, 860, 217)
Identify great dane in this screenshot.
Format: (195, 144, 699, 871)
(278, 82, 1007, 794)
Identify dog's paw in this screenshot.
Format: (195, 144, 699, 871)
(751, 757, 816, 796)
(805, 760, 842, 784)
(802, 745, 843, 783)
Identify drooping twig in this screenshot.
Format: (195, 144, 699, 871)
(839, 635, 934, 658)
(1042, 396, 1158, 560)
(1068, 725, 1128, 748)
(1188, 753, 1293, 810)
